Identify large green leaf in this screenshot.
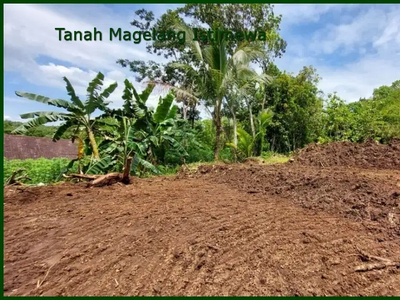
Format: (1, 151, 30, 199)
(99, 140, 118, 156)
(20, 111, 69, 119)
(153, 93, 174, 124)
(53, 119, 76, 141)
(131, 83, 143, 104)
(95, 117, 120, 127)
(259, 109, 274, 127)
(233, 128, 254, 158)
(122, 79, 134, 116)
(85, 72, 105, 114)
(167, 105, 179, 120)
(63, 77, 85, 109)
(100, 82, 118, 100)
(12, 114, 67, 134)
(139, 83, 156, 103)
(121, 80, 148, 119)
(131, 155, 158, 175)
(148, 135, 159, 147)
(85, 155, 114, 174)
(98, 82, 118, 111)
(15, 92, 79, 112)
(163, 135, 188, 156)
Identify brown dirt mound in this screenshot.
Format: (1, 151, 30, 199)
(191, 164, 400, 237)
(294, 140, 400, 169)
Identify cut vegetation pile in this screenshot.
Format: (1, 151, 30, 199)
(294, 140, 400, 169)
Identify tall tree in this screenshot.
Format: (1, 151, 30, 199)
(117, 4, 286, 159)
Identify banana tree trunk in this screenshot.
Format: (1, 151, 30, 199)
(122, 156, 133, 184)
(87, 128, 100, 159)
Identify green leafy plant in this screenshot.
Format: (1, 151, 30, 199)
(12, 72, 118, 159)
(3, 157, 78, 185)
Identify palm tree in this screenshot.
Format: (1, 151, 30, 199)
(165, 23, 267, 160)
(12, 72, 117, 159)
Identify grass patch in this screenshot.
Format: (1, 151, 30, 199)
(3, 157, 78, 185)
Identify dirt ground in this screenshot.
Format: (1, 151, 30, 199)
(294, 139, 400, 170)
(4, 157, 400, 295)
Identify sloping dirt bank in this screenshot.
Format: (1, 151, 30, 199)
(4, 165, 400, 296)
(294, 139, 400, 169)
(191, 163, 400, 237)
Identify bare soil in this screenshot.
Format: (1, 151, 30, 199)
(294, 139, 400, 170)
(4, 144, 400, 296)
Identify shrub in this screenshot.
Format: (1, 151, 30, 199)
(3, 157, 78, 185)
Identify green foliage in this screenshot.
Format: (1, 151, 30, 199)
(321, 81, 400, 143)
(94, 81, 191, 176)
(4, 120, 74, 139)
(3, 157, 78, 185)
(12, 72, 118, 159)
(7, 16, 400, 184)
(262, 66, 324, 153)
(118, 4, 287, 160)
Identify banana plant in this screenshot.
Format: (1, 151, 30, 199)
(12, 72, 118, 159)
(257, 109, 274, 153)
(96, 117, 159, 176)
(227, 109, 273, 159)
(101, 80, 185, 165)
(227, 127, 254, 159)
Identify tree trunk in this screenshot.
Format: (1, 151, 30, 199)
(214, 118, 223, 161)
(182, 103, 188, 120)
(87, 128, 100, 159)
(262, 90, 267, 111)
(249, 104, 256, 139)
(213, 97, 223, 161)
(191, 104, 196, 129)
(122, 156, 133, 184)
(233, 115, 237, 148)
(228, 105, 237, 148)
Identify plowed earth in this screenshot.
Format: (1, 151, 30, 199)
(4, 159, 400, 295)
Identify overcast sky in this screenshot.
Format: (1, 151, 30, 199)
(4, 4, 400, 121)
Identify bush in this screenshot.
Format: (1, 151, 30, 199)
(3, 157, 77, 185)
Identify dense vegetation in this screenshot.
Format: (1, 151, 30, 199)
(4, 4, 400, 184)
(3, 157, 77, 185)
